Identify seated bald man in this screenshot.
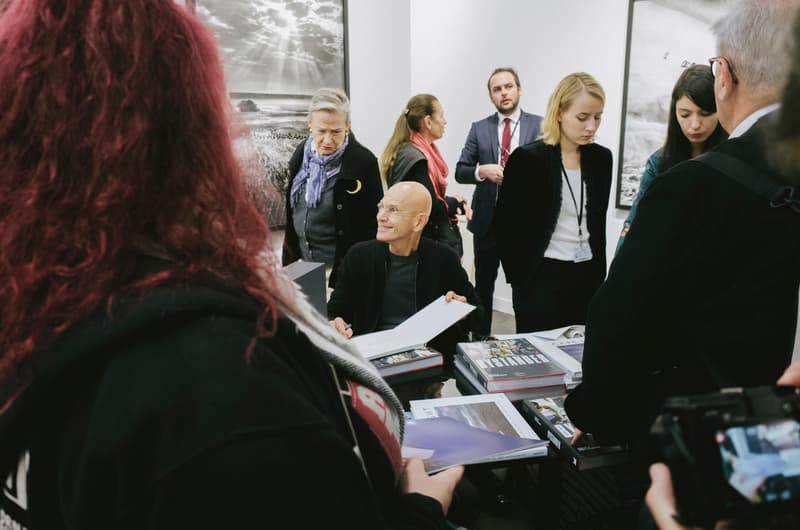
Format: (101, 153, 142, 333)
(328, 181, 487, 380)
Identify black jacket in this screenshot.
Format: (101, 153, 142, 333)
(494, 140, 612, 288)
(282, 133, 383, 287)
(0, 263, 447, 529)
(565, 118, 800, 447)
(327, 238, 487, 362)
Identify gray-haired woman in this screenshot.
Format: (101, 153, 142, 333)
(282, 88, 383, 287)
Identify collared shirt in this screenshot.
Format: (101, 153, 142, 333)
(475, 107, 523, 181)
(728, 103, 780, 138)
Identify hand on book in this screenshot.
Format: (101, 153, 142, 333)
(401, 458, 464, 515)
(444, 291, 467, 304)
(570, 427, 584, 446)
(330, 317, 353, 339)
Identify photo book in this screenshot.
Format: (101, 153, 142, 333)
(454, 356, 565, 402)
(403, 393, 548, 472)
(518, 396, 628, 471)
(370, 346, 443, 382)
(456, 338, 565, 392)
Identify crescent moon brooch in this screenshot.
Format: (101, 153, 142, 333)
(346, 179, 362, 195)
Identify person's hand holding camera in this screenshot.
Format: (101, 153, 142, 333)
(645, 361, 800, 529)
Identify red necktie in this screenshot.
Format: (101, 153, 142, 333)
(500, 117, 511, 167)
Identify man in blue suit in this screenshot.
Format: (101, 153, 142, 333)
(455, 67, 542, 335)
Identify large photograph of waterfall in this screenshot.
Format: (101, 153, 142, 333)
(616, 0, 727, 209)
(196, 0, 348, 226)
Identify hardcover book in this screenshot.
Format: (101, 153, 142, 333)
(518, 396, 628, 471)
(371, 346, 443, 381)
(408, 393, 548, 468)
(454, 357, 565, 402)
(457, 338, 566, 392)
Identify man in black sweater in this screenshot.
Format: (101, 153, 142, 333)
(328, 182, 486, 372)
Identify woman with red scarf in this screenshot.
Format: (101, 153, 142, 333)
(380, 94, 470, 257)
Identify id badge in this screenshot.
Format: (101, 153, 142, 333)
(574, 243, 593, 263)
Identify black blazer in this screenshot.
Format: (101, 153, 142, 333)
(282, 133, 383, 287)
(493, 140, 612, 287)
(565, 118, 800, 447)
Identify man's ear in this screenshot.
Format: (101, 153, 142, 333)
(412, 213, 429, 232)
(716, 59, 734, 101)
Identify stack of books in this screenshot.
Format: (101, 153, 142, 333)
(456, 338, 570, 400)
(403, 393, 549, 472)
(518, 396, 628, 471)
(370, 346, 443, 383)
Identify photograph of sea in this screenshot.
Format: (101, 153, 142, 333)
(196, 0, 347, 225)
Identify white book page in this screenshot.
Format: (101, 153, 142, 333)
(409, 393, 539, 440)
(526, 336, 583, 378)
(350, 329, 419, 360)
(351, 296, 474, 360)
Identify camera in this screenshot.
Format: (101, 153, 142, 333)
(651, 385, 800, 528)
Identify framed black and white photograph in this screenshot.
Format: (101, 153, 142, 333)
(196, 0, 349, 224)
(616, 0, 727, 209)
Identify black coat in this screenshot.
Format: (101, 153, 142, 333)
(565, 118, 800, 447)
(327, 238, 487, 363)
(282, 133, 383, 287)
(0, 259, 448, 529)
(494, 140, 612, 288)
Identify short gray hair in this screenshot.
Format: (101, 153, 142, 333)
(712, 0, 800, 93)
(308, 88, 350, 121)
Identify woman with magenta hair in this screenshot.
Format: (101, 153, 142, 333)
(616, 64, 728, 252)
(0, 1, 461, 528)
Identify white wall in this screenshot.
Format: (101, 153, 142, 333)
(347, 0, 412, 156)
(349, 0, 632, 313)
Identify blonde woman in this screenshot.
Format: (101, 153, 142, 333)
(380, 94, 469, 257)
(494, 72, 612, 333)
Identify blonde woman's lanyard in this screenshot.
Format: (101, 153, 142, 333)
(561, 162, 592, 263)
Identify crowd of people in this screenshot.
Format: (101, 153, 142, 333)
(1, 0, 800, 528)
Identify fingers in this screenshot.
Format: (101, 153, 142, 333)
(445, 291, 467, 303)
(645, 463, 693, 530)
(329, 317, 353, 339)
(401, 459, 464, 514)
(777, 362, 800, 386)
(570, 427, 583, 445)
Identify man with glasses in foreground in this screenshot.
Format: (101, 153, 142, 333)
(328, 181, 486, 386)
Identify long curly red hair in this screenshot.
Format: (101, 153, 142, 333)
(0, 0, 286, 386)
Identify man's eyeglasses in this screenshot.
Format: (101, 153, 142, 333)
(708, 56, 739, 84)
(377, 202, 405, 217)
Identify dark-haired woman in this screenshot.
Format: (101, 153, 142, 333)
(379, 94, 470, 257)
(617, 64, 728, 251)
(0, 1, 461, 528)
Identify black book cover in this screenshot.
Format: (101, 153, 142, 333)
(519, 396, 628, 471)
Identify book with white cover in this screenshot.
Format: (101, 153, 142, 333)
(526, 336, 583, 382)
(351, 296, 474, 360)
(409, 393, 548, 460)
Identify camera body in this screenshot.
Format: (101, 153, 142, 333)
(651, 385, 800, 528)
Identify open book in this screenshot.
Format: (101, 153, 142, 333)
(351, 296, 475, 360)
(404, 393, 548, 472)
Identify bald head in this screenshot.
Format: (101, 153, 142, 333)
(385, 181, 431, 216)
(376, 181, 432, 255)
